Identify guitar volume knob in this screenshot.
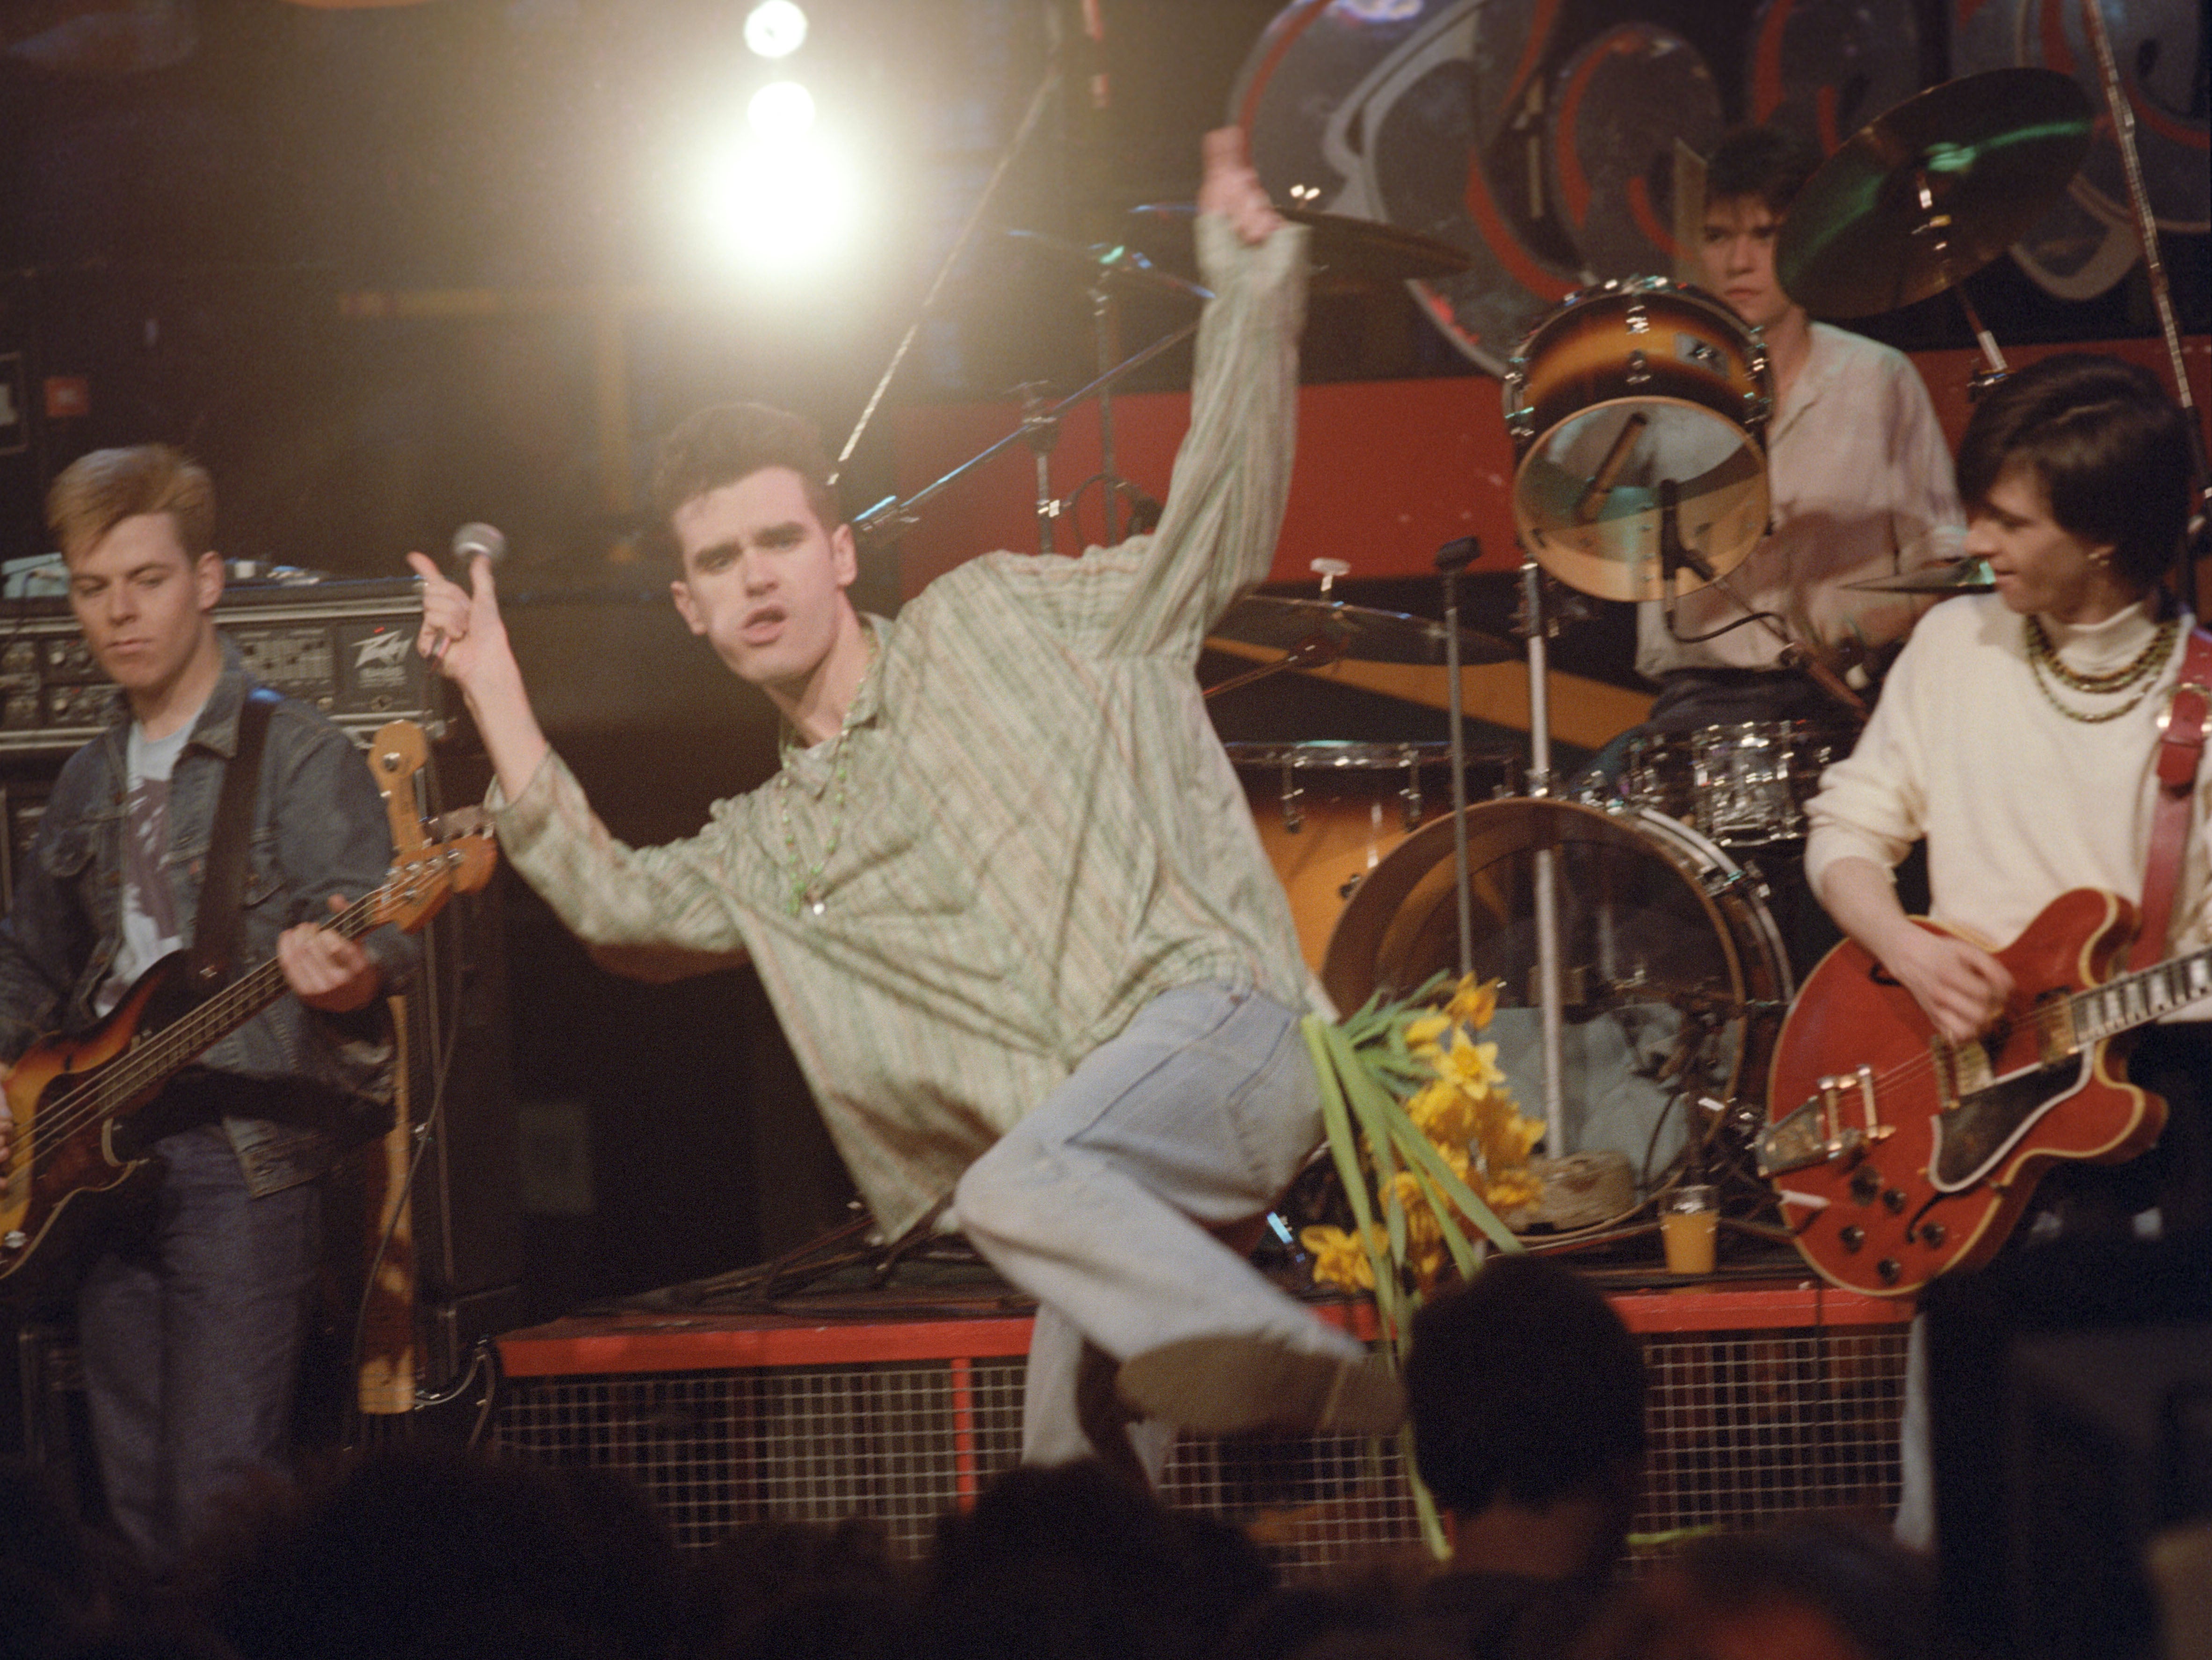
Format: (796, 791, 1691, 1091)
(1876, 1258, 1901, 1285)
(1837, 1225, 1864, 1253)
(1882, 1189, 1907, 1213)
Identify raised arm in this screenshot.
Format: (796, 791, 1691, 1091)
(408, 550, 551, 805)
(1101, 127, 1308, 655)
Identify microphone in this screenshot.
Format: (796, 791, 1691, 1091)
(451, 522, 507, 570)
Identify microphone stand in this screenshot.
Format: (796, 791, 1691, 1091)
(1659, 479, 1869, 724)
(832, 43, 1068, 485)
(853, 321, 1199, 549)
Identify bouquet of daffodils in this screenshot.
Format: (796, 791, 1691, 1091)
(1297, 973, 1547, 1556)
(1300, 973, 1545, 1317)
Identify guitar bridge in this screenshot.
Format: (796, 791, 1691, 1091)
(1757, 1093, 1864, 1177)
(1758, 1066, 1888, 1176)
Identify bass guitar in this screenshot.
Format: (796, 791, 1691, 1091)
(0, 722, 495, 1299)
(1758, 887, 2211, 1297)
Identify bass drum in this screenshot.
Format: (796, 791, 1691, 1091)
(1321, 799, 1792, 1227)
(1229, 740, 1519, 974)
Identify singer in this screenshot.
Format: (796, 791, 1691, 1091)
(408, 130, 1401, 1488)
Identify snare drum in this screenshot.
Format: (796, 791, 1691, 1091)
(1503, 277, 1773, 603)
(1621, 721, 1851, 845)
(1226, 740, 1517, 972)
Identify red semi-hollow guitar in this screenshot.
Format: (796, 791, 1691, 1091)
(1759, 888, 2210, 1297)
(0, 722, 495, 1302)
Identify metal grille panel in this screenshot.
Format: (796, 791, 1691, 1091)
(489, 1322, 1906, 1574)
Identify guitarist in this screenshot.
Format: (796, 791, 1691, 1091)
(0, 446, 418, 1577)
(1800, 355, 2208, 1546)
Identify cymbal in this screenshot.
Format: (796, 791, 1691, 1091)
(1209, 594, 1516, 668)
(1004, 229, 1214, 305)
(1129, 203, 1472, 283)
(1843, 558, 1995, 594)
(1777, 68, 2092, 319)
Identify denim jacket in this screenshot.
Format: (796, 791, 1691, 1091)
(0, 638, 421, 1195)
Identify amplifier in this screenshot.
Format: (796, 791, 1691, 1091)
(0, 578, 441, 757)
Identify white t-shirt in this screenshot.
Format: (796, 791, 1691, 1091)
(96, 710, 202, 1015)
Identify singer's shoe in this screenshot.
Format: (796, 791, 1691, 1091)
(1115, 1336, 1404, 1438)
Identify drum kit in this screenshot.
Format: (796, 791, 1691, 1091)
(846, 28, 2195, 1250)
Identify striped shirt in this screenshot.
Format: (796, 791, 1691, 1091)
(494, 217, 1319, 1239)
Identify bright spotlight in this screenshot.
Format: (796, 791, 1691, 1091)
(744, 0, 807, 59)
(747, 80, 815, 139)
(698, 132, 856, 274)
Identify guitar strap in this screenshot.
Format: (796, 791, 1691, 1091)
(2134, 623, 2212, 972)
(187, 685, 282, 990)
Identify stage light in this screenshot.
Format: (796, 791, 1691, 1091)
(743, 0, 807, 59)
(696, 130, 857, 275)
(747, 80, 816, 140)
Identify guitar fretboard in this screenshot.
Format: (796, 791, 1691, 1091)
(2072, 948, 2212, 1043)
(88, 894, 384, 1117)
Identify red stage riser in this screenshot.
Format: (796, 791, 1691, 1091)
(490, 1282, 1911, 1574)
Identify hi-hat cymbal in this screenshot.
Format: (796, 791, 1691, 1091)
(1844, 558, 1995, 594)
(1209, 594, 1515, 667)
(1129, 203, 1472, 283)
(1777, 68, 2093, 319)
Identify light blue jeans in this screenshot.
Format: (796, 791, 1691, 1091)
(952, 982, 1367, 1484)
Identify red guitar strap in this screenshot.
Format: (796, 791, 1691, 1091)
(2134, 623, 2212, 971)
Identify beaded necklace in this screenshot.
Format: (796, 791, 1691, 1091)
(2023, 612, 2176, 725)
(773, 627, 875, 917)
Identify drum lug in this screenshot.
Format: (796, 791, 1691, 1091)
(1278, 757, 1304, 834)
(1624, 302, 1650, 334)
(1399, 769, 1423, 831)
(1625, 348, 1651, 386)
(1697, 863, 1755, 899)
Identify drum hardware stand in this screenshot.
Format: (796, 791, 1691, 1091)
(1436, 537, 1480, 979)
(1512, 546, 1571, 1158)
(1018, 383, 1065, 555)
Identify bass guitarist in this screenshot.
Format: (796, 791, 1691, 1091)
(1801, 355, 2209, 1546)
(0, 446, 417, 1577)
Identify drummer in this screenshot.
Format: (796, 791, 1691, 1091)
(1632, 124, 1965, 728)
(1587, 126, 1964, 979)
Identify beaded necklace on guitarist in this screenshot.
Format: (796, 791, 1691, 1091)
(0, 446, 419, 1578)
(1783, 355, 2208, 1545)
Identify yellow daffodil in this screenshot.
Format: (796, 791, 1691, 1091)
(1438, 1037, 1506, 1098)
(1299, 1224, 1384, 1292)
(1404, 1009, 1451, 1059)
(1444, 975, 1500, 1030)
